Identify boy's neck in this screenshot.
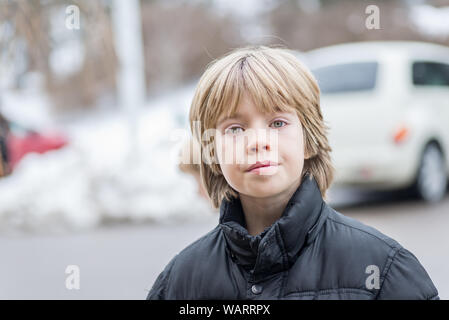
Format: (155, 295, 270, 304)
(239, 177, 303, 236)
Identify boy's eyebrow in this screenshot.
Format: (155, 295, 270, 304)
(216, 113, 245, 126)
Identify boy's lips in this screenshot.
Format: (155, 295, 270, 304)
(245, 161, 279, 173)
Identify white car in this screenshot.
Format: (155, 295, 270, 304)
(305, 41, 449, 202)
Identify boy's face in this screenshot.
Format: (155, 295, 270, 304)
(215, 93, 306, 198)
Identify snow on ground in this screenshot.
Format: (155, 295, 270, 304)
(0, 83, 216, 232)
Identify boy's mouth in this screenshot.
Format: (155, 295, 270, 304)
(246, 161, 279, 173)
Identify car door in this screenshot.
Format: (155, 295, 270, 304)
(411, 60, 449, 174)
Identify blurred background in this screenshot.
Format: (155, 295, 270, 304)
(0, 0, 448, 299)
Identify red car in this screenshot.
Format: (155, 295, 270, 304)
(6, 122, 69, 171)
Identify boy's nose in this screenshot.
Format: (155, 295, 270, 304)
(246, 130, 271, 154)
(248, 142, 270, 154)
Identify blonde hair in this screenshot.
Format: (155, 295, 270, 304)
(189, 45, 334, 209)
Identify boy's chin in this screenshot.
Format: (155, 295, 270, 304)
(242, 182, 288, 198)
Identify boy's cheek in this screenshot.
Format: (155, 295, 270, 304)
(281, 131, 305, 155)
(217, 137, 248, 166)
(218, 164, 244, 191)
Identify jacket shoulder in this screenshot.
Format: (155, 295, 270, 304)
(316, 205, 438, 299)
(174, 225, 223, 263)
(324, 206, 402, 251)
(146, 225, 225, 299)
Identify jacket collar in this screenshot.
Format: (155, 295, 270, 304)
(219, 173, 327, 280)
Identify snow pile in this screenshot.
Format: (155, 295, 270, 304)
(0, 77, 54, 130)
(0, 84, 216, 232)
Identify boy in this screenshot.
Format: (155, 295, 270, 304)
(147, 45, 439, 300)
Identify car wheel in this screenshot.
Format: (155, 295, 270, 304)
(415, 144, 447, 203)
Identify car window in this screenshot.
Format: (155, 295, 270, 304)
(412, 61, 449, 87)
(311, 62, 378, 94)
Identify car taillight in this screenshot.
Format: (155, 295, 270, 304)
(393, 126, 409, 144)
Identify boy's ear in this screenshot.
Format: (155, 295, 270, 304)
(304, 149, 312, 160)
(303, 142, 315, 160)
(304, 150, 315, 160)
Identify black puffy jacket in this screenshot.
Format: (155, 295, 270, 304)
(147, 174, 439, 300)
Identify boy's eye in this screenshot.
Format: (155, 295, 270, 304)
(271, 120, 286, 128)
(225, 126, 244, 134)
